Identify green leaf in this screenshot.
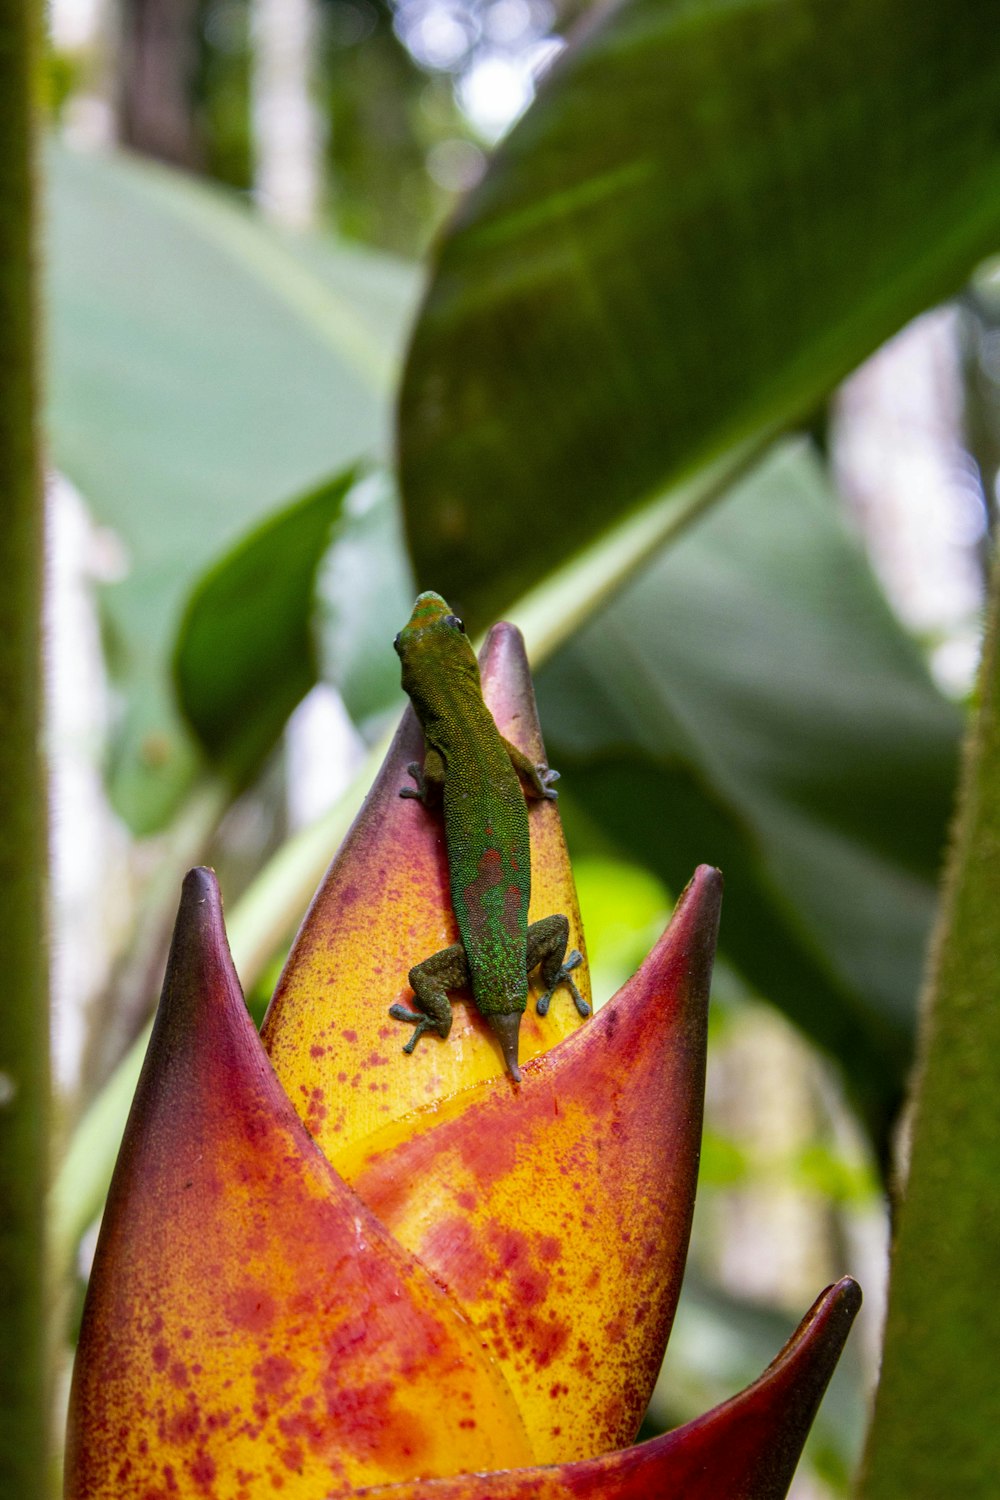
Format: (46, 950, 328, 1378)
(45, 142, 419, 831)
(539, 442, 960, 1153)
(859, 553, 1000, 1495)
(398, 0, 1000, 622)
(174, 468, 359, 782)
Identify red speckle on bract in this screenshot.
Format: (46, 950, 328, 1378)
(225, 1286, 277, 1334)
(604, 1315, 626, 1345)
(321, 1377, 430, 1473)
(508, 1308, 571, 1370)
(341, 1029, 358, 1044)
(152, 1341, 170, 1372)
(420, 1215, 492, 1303)
(309, 1044, 327, 1059)
(537, 1234, 562, 1263)
(456, 1113, 519, 1187)
(279, 1440, 304, 1473)
(277, 1406, 328, 1457)
(253, 1354, 297, 1401)
(165, 1396, 201, 1445)
(188, 1449, 216, 1491)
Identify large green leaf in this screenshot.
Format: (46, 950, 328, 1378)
(45, 143, 419, 831)
(398, 0, 1000, 622)
(174, 468, 360, 782)
(538, 443, 961, 1153)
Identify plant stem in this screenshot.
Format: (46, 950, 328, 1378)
(0, 1, 49, 1493)
(859, 540, 1000, 1497)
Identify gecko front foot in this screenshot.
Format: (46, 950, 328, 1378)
(399, 762, 425, 800)
(536, 949, 590, 1019)
(389, 1002, 446, 1054)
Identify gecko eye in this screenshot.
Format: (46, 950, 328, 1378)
(443, 614, 465, 632)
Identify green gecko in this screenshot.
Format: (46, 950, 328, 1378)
(389, 591, 590, 1081)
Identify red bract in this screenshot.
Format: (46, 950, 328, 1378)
(65, 623, 859, 1499)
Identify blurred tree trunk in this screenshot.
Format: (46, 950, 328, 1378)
(118, 0, 204, 169)
(251, 0, 323, 227)
(0, 0, 50, 1491)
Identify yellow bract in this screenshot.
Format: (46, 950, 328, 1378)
(261, 624, 590, 1154)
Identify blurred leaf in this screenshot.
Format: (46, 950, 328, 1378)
(573, 853, 672, 1005)
(398, 0, 1000, 621)
(174, 468, 359, 782)
(315, 469, 415, 730)
(540, 442, 961, 1154)
(45, 141, 419, 831)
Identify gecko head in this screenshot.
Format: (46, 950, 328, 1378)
(394, 591, 480, 705)
(395, 591, 465, 651)
(487, 1011, 523, 1083)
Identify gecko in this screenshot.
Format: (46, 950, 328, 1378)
(388, 591, 591, 1081)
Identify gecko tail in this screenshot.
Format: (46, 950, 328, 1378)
(487, 1012, 523, 1083)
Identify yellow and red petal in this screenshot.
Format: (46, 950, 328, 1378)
(348, 1277, 862, 1500)
(336, 867, 721, 1464)
(261, 623, 589, 1155)
(65, 869, 534, 1500)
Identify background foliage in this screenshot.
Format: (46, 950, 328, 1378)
(13, 0, 1000, 1493)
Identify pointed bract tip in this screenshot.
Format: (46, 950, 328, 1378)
(181, 865, 220, 906)
(482, 619, 526, 657)
(813, 1275, 863, 1337)
(172, 867, 226, 961)
(668, 863, 724, 961)
(487, 1012, 523, 1082)
(688, 862, 724, 906)
(156, 866, 238, 1035)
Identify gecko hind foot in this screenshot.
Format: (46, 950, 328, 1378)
(389, 1002, 443, 1054)
(536, 949, 591, 1019)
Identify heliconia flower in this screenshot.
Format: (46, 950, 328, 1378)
(65, 623, 860, 1499)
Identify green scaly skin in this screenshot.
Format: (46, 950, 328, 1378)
(389, 592, 590, 1081)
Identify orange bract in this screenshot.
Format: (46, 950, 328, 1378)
(338, 867, 720, 1463)
(66, 870, 533, 1500)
